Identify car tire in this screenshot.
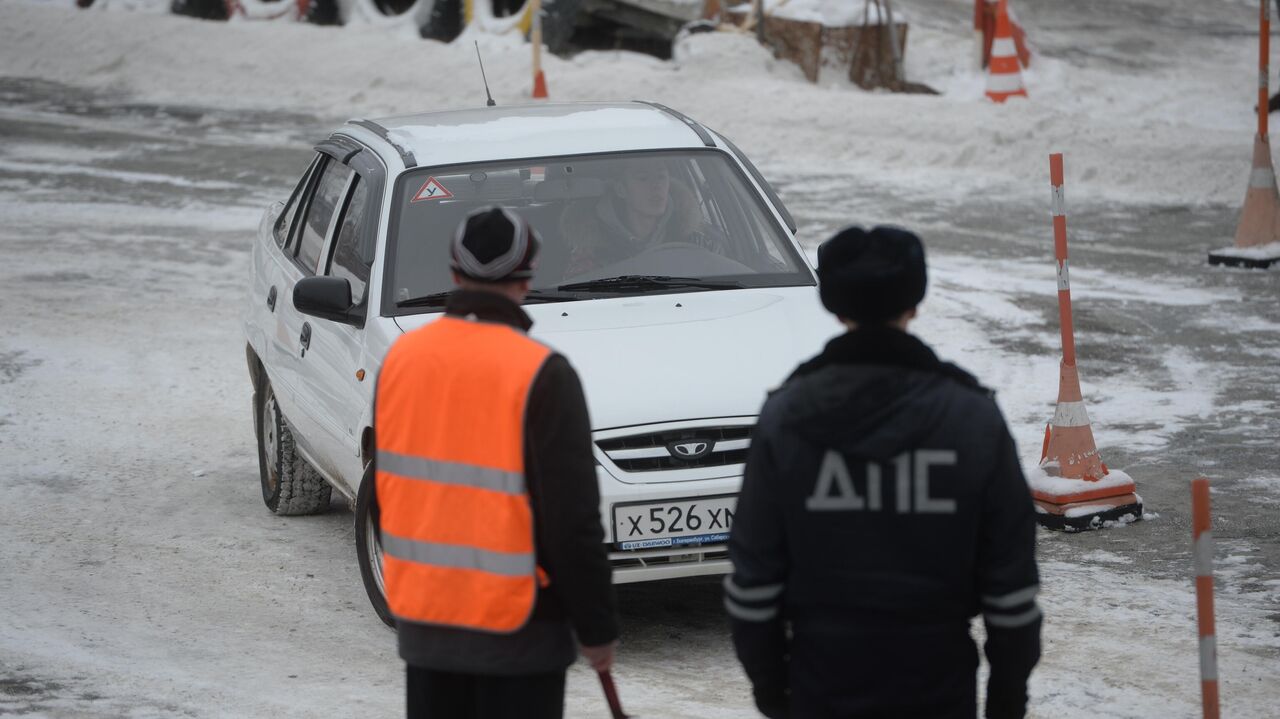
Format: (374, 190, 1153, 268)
(255, 380, 332, 516)
(539, 0, 581, 55)
(355, 463, 395, 627)
(419, 0, 463, 42)
(305, 0, 340, 25)
(170, 0, 230, 20)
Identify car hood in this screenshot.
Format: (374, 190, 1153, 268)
(394, 287, 840, 430)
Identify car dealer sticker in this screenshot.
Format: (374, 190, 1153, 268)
(411, 177, 453, 202)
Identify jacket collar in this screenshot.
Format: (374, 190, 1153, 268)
(444, 289, 534, 332)
(789, 325, 985, 392)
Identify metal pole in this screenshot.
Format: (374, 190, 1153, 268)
(1049, 153, 1076, 368)
(882, 0, 904, 85)
(1191, 478, 1220, 719)
(1261, 0, 1271, 140)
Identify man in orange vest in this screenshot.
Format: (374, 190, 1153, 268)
(374, 206, 619, 718)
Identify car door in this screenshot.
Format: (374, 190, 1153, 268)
(259, 154, 323, 416)
(271, 151, 355, 464)
(291, 141, 385, 489)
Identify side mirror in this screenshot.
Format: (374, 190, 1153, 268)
(294, 276, 363, 327)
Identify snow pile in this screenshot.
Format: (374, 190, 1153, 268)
(1025, 463, 1137, 499)
(0, 0, 1262, 210)
(1208, 240, 1280, 260)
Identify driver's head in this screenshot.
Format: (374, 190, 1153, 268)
(614, 157, 671, 220)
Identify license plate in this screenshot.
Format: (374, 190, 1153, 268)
(613, 495, 736, 550)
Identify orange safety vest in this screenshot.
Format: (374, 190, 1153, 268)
(375, 315, 552, 633)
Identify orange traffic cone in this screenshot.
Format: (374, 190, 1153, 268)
(1232, 135, 1280, 248)
(1209, 0, 1280, 268)
(532, 69, 549, 99)
(1030, 154, 1142, 531)
(985, 0, 1027, 102)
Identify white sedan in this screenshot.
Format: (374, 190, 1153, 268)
(242, 101, 838, 625)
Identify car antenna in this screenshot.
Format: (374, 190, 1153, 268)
(474, 41, 496, 107)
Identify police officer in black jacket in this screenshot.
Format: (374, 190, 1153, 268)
(726, 226, 1041, 719)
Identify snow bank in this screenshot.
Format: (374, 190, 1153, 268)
(0, 0, 1260, 209)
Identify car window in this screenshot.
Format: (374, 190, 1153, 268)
(329, 177, 372, 304)
(296, 159, 354, 275)
(274, 155, 320, 249)
(385, 150, 811, 312)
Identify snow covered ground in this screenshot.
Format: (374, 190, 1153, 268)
(1, 0, 1277, 716)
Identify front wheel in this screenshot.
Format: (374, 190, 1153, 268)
(356, 464, 394, 627)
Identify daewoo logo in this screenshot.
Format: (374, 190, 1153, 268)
(667, 440, 712, 461)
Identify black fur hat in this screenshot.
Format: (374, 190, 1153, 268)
(817, 226, 927, 323)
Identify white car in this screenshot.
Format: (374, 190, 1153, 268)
(242, 101, 837, 625)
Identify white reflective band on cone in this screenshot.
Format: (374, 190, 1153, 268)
(1051, 185, 1066, 217)
(1052, 400, 1089, 427)
(1262, 70, 1270, 89)
(986, 73, 1025, 93)
(1194, 531, 1215, 576)
(1056, 260, 1071, 292)
(1250, 167, 1276, 189)
(1199, 636, 1219, 681)
(991, 38, 1017, 57)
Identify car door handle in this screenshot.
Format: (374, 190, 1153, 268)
(299, 322, 311, 355)
(267, 286, 277, 312)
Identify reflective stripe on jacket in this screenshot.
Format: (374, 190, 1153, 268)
(376, 314, 552, 633)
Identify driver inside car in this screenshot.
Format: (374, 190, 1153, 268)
(561, 157, 727, 278)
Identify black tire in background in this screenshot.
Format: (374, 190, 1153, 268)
(305, 0, 340, 25)
(420, 0, 464, 42)
(539, 0, 582, 55)
(171, 0, 230, 20)
(355, 464, 395, 627)
(255, 381, 333, 516)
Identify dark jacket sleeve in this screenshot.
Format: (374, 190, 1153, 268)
(525, 354, 619, 648)
(977, 423, 1042, 719)
(726, 415, 790, 719)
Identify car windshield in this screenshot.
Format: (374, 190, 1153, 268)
(383, 150, 812, 313)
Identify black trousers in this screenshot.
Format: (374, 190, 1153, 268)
(405, 664, 567, 719)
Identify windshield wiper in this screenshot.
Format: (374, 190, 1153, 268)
(396, 291, 453, 308)
(557, 275, 745, 293)
(396, 289, 582, 309)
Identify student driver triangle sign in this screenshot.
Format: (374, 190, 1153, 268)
(411, 177, 453, 202)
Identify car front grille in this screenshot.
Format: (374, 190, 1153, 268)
(597, 425, 752, 472)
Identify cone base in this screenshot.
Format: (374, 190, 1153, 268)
(1208, 250, 1280, 269)
(1034, 495, 1143, 532)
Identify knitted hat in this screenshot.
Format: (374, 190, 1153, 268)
(817, 226, 927, 323)
(450, 207, 540, 282)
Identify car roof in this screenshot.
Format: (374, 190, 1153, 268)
(351, 102, 717, 170)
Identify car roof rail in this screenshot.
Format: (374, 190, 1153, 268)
(348, 119, 418, 169)
(633, 101, 716, 148)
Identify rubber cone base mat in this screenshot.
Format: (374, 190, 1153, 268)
(1035, 500, 1143, 532)
(1207, 251, 1280, 269)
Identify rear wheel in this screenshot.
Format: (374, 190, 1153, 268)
(255, 381, 332, 515)
(355, 464, 394, 627)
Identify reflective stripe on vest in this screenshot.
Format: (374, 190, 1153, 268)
(375, 315, 551, 633)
